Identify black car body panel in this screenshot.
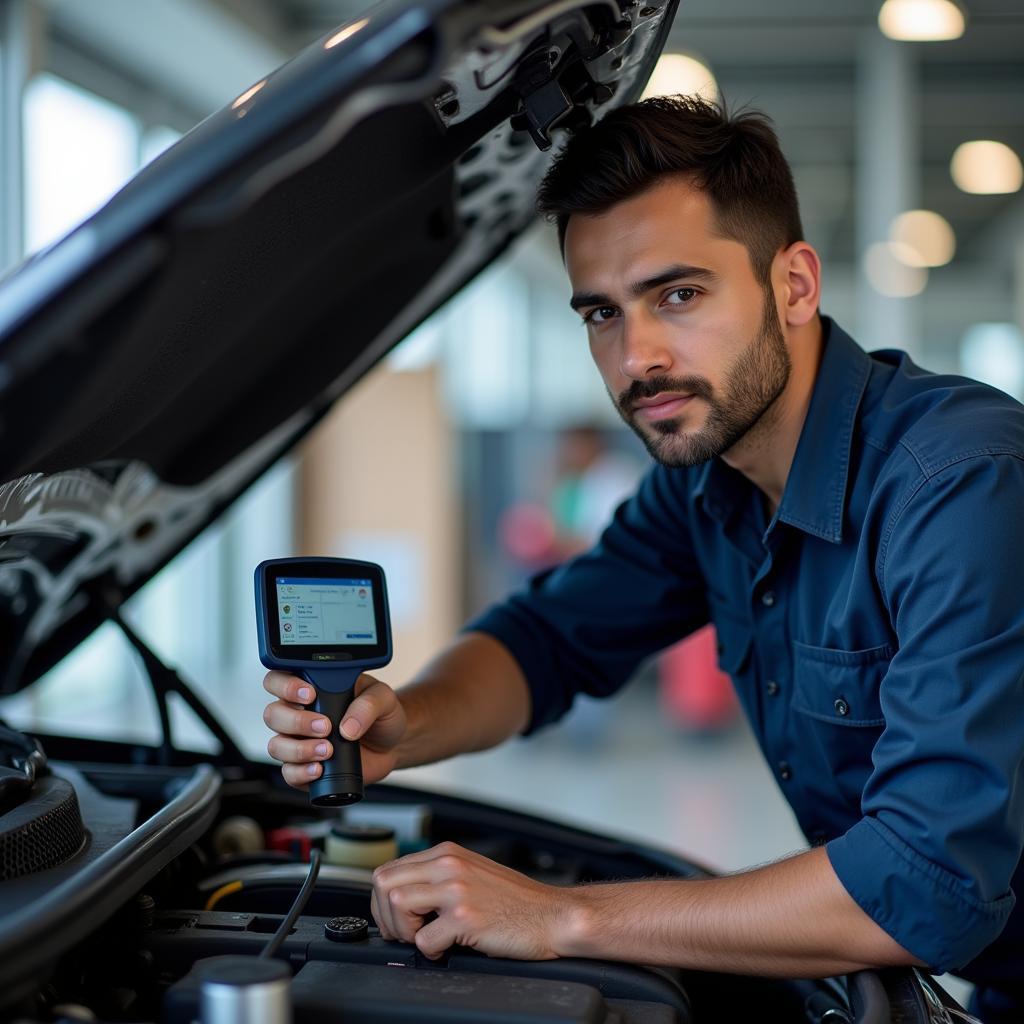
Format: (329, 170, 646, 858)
(0, 0, 672, 694)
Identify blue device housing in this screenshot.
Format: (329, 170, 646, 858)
(255, 556, 392, 806)
(255, 556, 392, 682)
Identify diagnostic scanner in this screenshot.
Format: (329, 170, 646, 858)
(255, 557, 392, 807)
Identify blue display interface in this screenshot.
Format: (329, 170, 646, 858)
(275, 577, 377, 646)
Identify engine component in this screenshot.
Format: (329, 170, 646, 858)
(324, 823, 397, 870)
(195, 955, 292, 1024)
(211, 816, 265, 859)
(324, 916, 369, 943)
(0, 774, 85, 881)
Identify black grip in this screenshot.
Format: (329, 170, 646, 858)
(308, 689, 363, 807)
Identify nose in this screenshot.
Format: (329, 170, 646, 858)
(619, 308, 673, 381)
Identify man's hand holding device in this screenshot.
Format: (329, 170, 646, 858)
(256, 557, 402, 805)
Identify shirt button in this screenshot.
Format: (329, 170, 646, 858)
(778, 761, 792, 781)
(834, 698, 849, 717)
(766, 680, 780, 697)
(761, 591, 776, 607)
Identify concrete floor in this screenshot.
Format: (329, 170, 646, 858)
(402, 683, 807, 873)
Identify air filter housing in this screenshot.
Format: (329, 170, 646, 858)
(0, 775, 86, 881)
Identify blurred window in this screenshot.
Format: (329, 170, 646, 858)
(23, 73, 139, 253)
(960, 323, 1024, 401)
(141, 124, 183, 166)
(441, 262, 531, 428)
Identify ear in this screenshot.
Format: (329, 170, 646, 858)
(775, 242, 820, 327)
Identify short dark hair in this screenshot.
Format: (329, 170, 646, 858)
(536, 95, 804, 286)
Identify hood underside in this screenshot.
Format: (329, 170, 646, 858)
(0, 0, 677, 692)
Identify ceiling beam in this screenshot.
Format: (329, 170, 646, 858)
(40, 0, 288, 118)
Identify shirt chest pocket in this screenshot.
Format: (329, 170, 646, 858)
(791, 640, 892, 726)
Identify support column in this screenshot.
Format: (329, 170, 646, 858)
(855, 32, 920, 356)
(0, 0, 32, 271)
(1015, 240, 1024, 341)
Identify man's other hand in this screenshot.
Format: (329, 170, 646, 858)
(262, 671, 406, 790)
(370, 841, 570, 961)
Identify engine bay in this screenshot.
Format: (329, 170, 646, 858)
(0, 735, 880, 1024)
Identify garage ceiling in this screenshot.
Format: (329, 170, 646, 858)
(39, 0, 1024, 335)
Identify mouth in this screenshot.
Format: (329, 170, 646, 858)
(631, 393, 695, 422)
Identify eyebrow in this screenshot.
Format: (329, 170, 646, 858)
(569, 264, 719, 312)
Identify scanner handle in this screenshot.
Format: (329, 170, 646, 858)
(303, 670, 363, 807)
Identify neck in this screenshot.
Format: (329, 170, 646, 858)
(721, 315, 824, 512)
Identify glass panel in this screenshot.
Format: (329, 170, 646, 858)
(23, 73, 139, 253)
(0, 622, 159, 746)
(140, 124, 182, 166)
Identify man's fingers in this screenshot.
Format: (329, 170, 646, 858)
(370, 889, 397, 942)
(414, 917, 457, 960)
(262, 671, 315, 705)
(280, 761, 321, 789)
(373, 859, 435, 940)
(353, 671, 382, 696)
(372, 850, 470, 946)
(263, 700, 332, 739)
(372, 856, 450, 893)
(372, 882, 400, 940)
(264, 672, 403, 792)
(377, 841, 473, 872)
(267, 735, 332, 765)
(385, 884, 438, 942)
(339, 676, 399, 740)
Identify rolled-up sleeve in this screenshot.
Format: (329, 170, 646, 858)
(827, 453, 1024, 972)
(466, 465, 709, 734)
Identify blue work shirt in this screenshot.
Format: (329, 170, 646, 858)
(468, 317, 1024, 985)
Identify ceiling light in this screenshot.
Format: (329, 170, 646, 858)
(863, 241, 928, 297)
(888, 210, 956, 267)
(950, 141, 1024, 195)
(878, 0, 965, 41)
(325, 19, 369, 49)
(231, 80, 266, 110)
(641, 54, 719, 103)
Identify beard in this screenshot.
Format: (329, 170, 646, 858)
(614, 292, 792, 469)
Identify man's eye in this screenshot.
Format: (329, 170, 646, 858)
(666, 287, 698, 305)
(582, 306, 618, 325)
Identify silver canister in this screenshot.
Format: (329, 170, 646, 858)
(195, 956, 292, 1024)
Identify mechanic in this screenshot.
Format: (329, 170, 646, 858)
(263, 96, 1024, 1022)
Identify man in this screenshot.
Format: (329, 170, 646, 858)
(263, 97, 1024, 1020)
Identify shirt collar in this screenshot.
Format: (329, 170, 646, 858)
(777, 317, 870, 543)
(692, 317, 871, 545)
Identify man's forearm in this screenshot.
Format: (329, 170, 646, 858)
(558, 846, 926, 977)
(393, 631, 532, 769)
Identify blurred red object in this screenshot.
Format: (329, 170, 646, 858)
(659, 624, 738, 732)
(267, 827, 312, 861)
(499, 502, 558, 565)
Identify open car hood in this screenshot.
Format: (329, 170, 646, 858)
(0, 0, 676, 693)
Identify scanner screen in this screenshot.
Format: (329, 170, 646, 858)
(275, 577, 378, 646)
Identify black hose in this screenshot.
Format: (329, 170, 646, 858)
(260, 849, 322, 960)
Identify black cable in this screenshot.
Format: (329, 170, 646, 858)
(260, 849, 322, 960)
